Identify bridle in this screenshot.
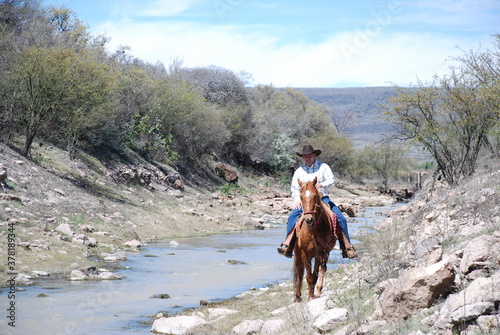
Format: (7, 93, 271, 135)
(302, 204, 323, 228)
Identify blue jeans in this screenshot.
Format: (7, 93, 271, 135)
(286, 196, 350, 242)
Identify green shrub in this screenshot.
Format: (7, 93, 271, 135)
(220, 183, 244, 196)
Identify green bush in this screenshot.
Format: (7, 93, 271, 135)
(220, 183, 244, 196)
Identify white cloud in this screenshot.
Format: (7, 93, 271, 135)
(112, 0, 204, 18)
(96, 16, 495, 88)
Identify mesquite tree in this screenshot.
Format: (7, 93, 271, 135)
(384, 35, 500, 184)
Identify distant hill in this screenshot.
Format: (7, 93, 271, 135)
(294, 87, 398, 146)
(294, 87, 432, 163)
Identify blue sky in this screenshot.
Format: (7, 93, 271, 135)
(42, 0, 499, 87)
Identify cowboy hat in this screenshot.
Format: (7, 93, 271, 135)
(296, 145, 321, 157)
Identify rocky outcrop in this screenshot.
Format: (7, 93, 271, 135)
(336, 201, 363, 217)
(109, 166, 153, 186)
(379, 186, 415, 201)
(349, 174, 500, 334)
(108, 163, 184, 190)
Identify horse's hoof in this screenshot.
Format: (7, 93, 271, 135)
(294, 297, 302, 303)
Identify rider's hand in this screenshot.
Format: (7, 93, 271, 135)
(293, 200, 302, 210)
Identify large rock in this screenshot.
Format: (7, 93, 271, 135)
(123, 239, 142, 248)
(232, 319, 264, 335)
(436, 270, 500, 330)
(304, 296, 331, 321)
(312, 308, 348, 332)
(151, 315, 208, 334)
(459, 234, 500, 275)
(165, 172, 184, 190)
(336, 202, 362, 217)
(215, 163, 238, 183)
(260, 319, 285, 335)
(374, 259, 456, 321)
(302, 295, 349, 333)
(56, 223, 74, 236)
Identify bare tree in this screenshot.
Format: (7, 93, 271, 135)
(384, 36, 499, 184)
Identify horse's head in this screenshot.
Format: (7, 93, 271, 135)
(298, 177, 321, 225)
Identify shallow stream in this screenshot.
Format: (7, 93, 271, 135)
(0, 204, 402, 335)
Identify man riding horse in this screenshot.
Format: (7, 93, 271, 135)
(277, 145, 357, 259)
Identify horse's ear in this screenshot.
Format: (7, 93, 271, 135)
(298, 179, 303, 187)
(313, 176, 317, 185)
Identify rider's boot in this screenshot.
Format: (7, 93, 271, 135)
(277, 229, 295, 258)
(338, 231, 358, 259)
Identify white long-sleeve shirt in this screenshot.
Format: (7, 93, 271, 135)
(290, 160, 335, 202)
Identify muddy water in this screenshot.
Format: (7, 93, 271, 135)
(0, 204, 401, 335)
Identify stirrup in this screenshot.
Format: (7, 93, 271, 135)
(277, 244, 293, 258)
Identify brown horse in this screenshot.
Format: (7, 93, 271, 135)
(293, 177, 337, 302)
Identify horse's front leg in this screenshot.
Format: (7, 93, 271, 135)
(314, 257, 328, 298)
(312, 257, 320, 288)
(293, 255, 305, 302)
(305, 257, 316, 301)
